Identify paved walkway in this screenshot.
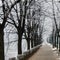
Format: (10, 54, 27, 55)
(28, 43, 58, 60)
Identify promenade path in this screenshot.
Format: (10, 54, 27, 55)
(28, 43, 59, 60)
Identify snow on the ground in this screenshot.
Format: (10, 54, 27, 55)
(42, 41, 52, 48)
(5, 36, 27, 60)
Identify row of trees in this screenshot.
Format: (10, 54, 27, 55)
(47, 0, 60, 52)
(0, 0, 43, 60)
(51, 0, 60, 52)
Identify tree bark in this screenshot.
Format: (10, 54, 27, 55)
(59, 40, 60, 52)
(34, 34, 37, 46)
(52, 33, 54, 48)
(18, 30, 22, 54)
(0, 25, 4, 60)
(27, 39, 30, 50)
(56, 36, 58, 49)
(31, 39, 33, 48)
(54, 32, 56, 47)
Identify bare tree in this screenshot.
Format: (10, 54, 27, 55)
(6, 0, 35, 54)
(0, 0, 21, 60)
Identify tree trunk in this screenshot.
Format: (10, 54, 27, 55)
(0, 26, 4, 60)
(31, 39, 33, 48)
(54, 32, 56, 47)
(56, 36, 58, 49)
(59, 41, 60, 52)
(34, 40, 37, 46)
(52, 33, 54, 48)
(34, 35, 37, 46)
(27, 38, 30, 50)
(56, 30, 59, 49)
(18, 30, 22, 54)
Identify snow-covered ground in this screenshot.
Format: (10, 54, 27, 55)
(4, 34, 27, 60)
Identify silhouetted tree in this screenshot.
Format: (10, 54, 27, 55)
(0, 0, 21, 60)
(7, 0, 35, 54)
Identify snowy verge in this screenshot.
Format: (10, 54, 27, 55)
(9, 44, 42, 60)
